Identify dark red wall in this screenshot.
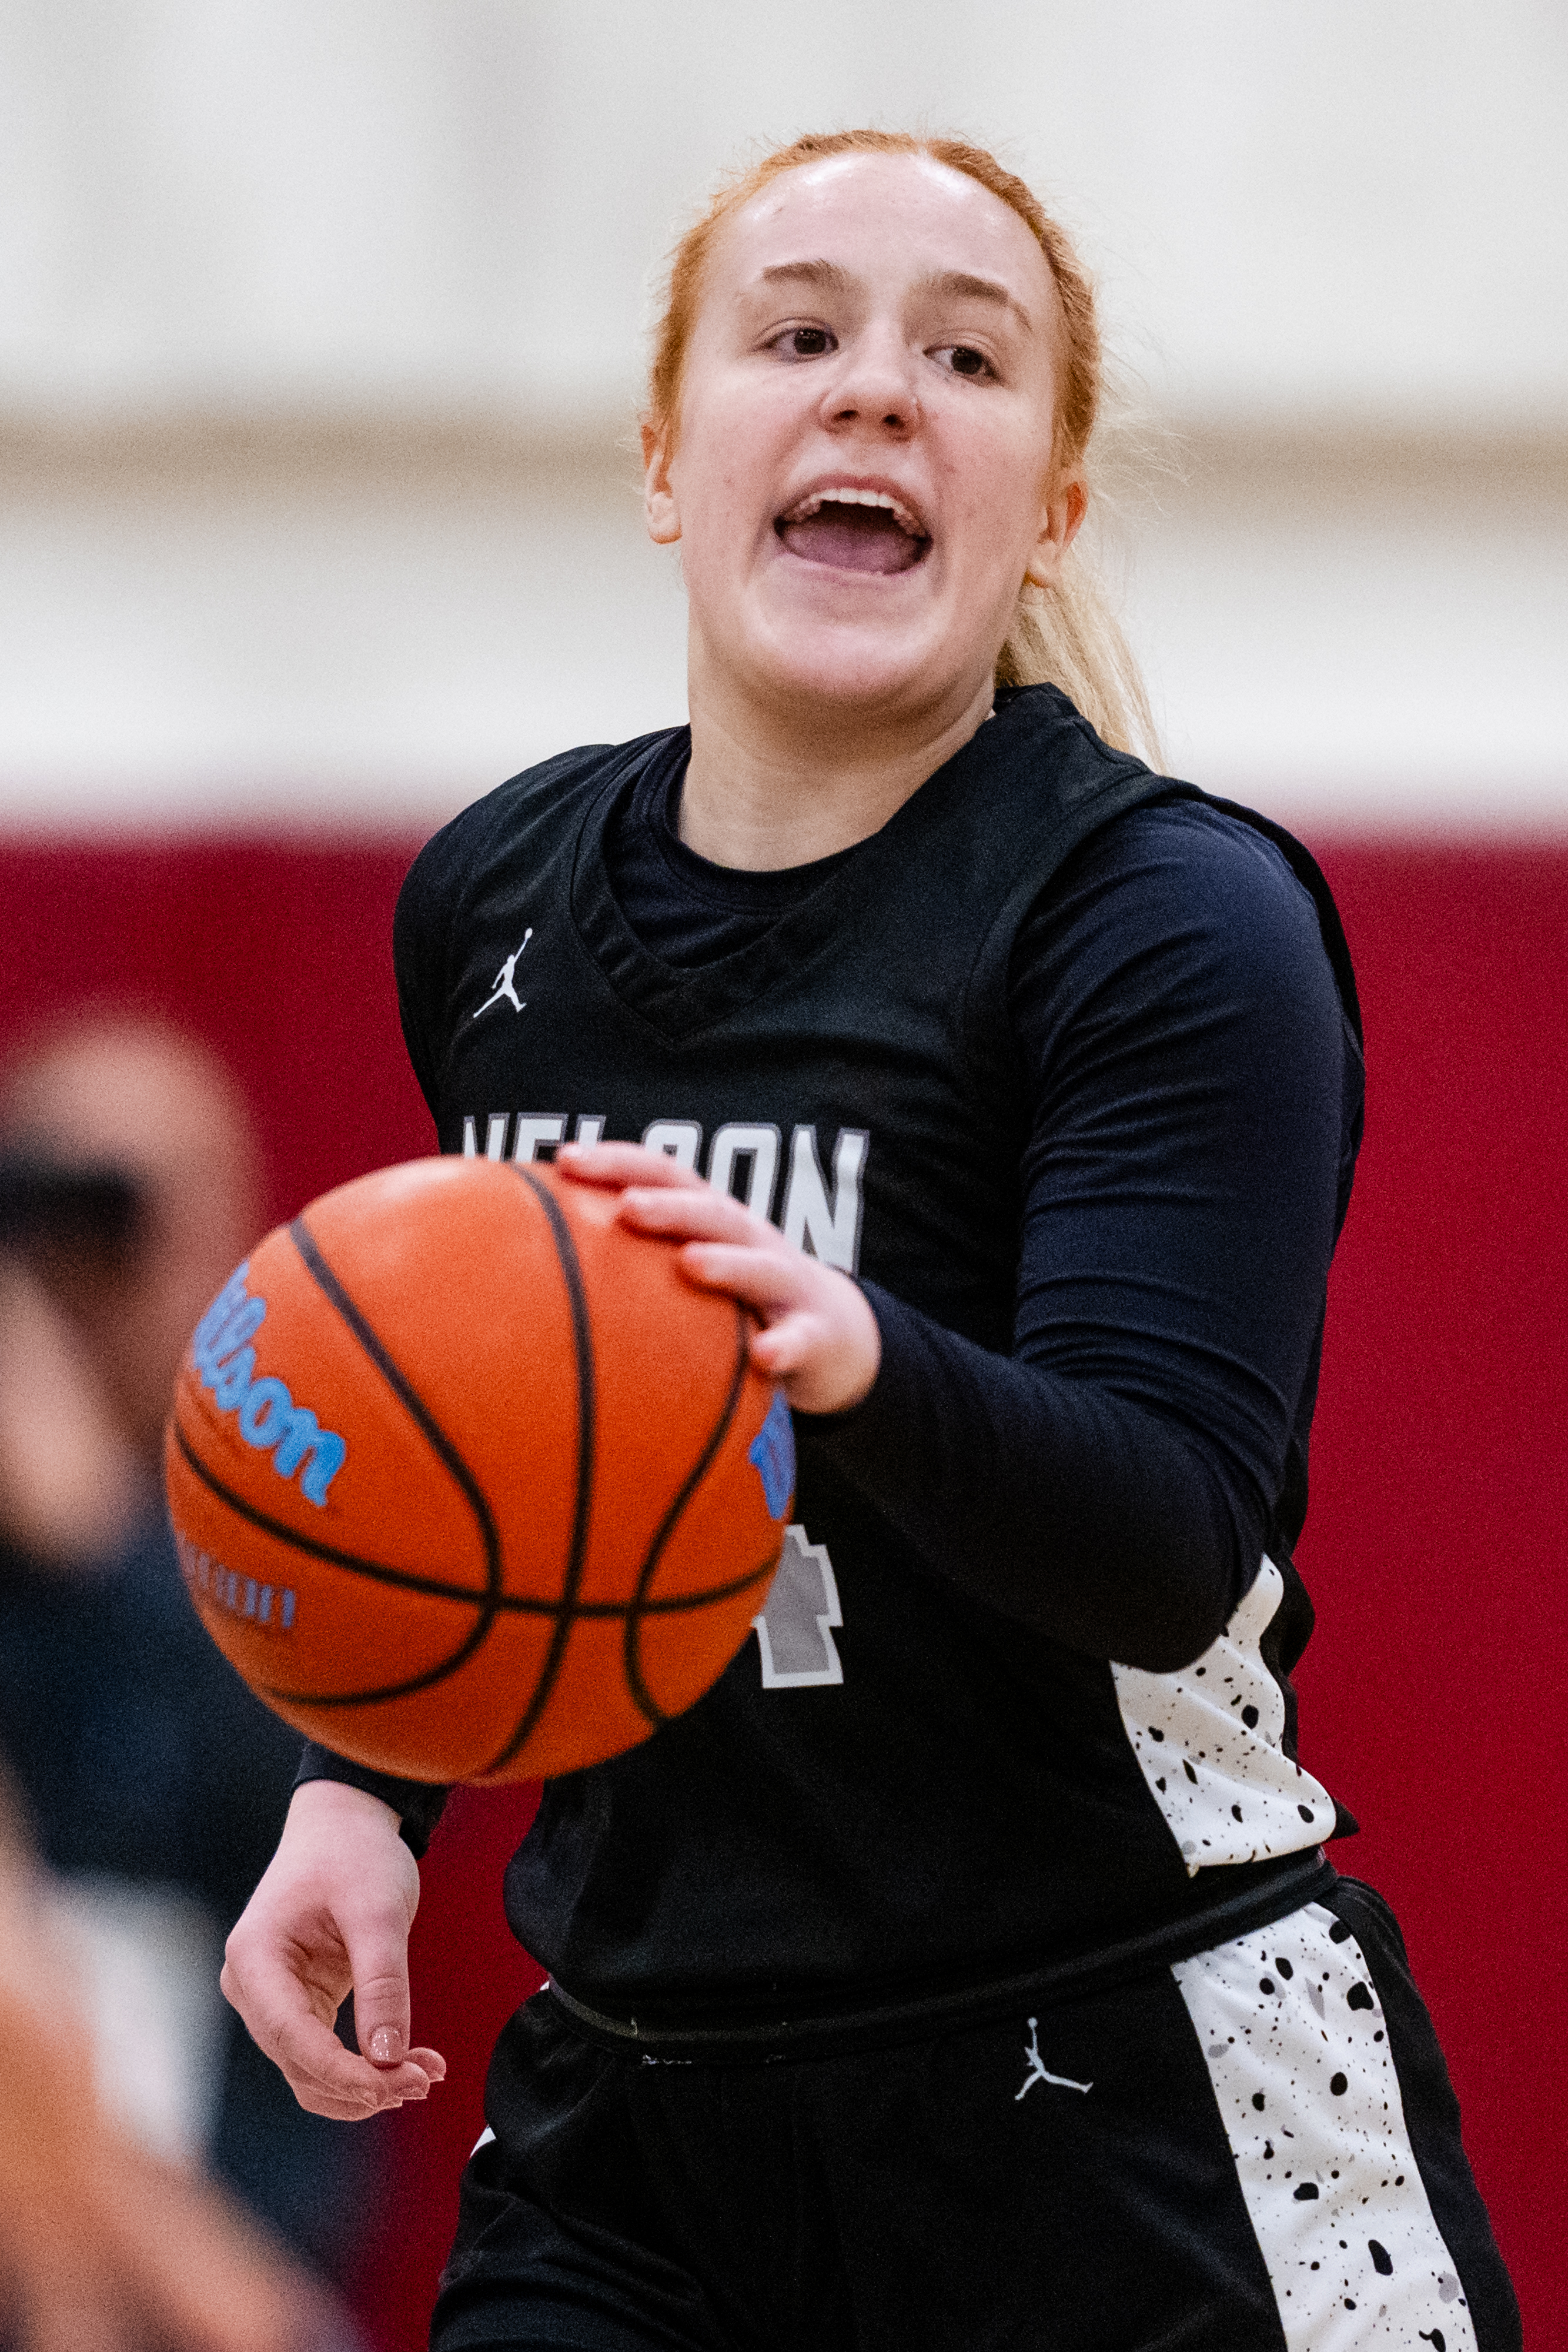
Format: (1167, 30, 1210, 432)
(1, 834, 1562, 2346)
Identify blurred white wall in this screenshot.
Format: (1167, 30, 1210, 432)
(2, 0, 1565, 832)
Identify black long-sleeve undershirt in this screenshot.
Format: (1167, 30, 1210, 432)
(807, 799, 1358, 1669)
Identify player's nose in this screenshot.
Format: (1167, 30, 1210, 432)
(818, 320, 919, 436)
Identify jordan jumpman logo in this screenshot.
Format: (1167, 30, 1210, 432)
(1015, 2017, 1092, 2100)
(474, 931, 533, 1018)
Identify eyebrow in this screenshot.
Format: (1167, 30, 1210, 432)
(756, 259, 1033, 333)
(758, 260, 855, 295)
(914, 270, 1034, 333)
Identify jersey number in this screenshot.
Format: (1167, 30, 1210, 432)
(752, 1526, 844, 1689)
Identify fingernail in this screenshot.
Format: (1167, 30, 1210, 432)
(369, 2027, 402, 2064)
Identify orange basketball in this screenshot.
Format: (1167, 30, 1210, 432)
(162, 1157, 794, 1782)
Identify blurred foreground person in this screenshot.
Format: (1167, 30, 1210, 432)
(0, 1015, 383, 2295)
(0, 1763, 353, 2352)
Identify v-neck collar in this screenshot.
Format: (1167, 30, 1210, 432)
(569, 706, 1015, 1043)
(564, 687, 1128, 1044)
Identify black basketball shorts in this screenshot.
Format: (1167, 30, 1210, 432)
(430, 1877, 1519, 2352)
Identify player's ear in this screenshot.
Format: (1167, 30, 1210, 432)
(641, 419, 681, 547)
(1023, 470, 1086, 591)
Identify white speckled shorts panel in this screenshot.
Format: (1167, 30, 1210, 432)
(1174, 1897, 1474, 2351)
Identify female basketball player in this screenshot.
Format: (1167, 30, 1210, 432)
(222, 133, 1519, 2348)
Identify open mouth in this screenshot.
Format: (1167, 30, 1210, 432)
(775, 489, 930, 577)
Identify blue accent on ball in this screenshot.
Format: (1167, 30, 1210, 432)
(747, 1388, 795, 1521)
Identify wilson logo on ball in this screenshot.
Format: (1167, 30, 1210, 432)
(190, 1265, 347, 1506)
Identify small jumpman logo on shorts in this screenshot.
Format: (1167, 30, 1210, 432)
(1015, 2017, 1092, 2100)
(474, 931, 533, 1018)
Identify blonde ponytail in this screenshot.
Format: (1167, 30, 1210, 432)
(998, 564, 1160, 764)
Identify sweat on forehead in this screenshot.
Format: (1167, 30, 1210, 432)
(645, 131, 1102, 469)
(738, 146, 1030, 239)
(726, 159, 1055, 332)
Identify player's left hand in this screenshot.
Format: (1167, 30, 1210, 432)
(556, 1142, 881, 1416)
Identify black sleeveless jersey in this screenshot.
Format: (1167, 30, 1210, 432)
(366, 685, 1363, 2028)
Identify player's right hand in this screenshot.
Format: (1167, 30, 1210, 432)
(221, 1778, 446, 2120)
